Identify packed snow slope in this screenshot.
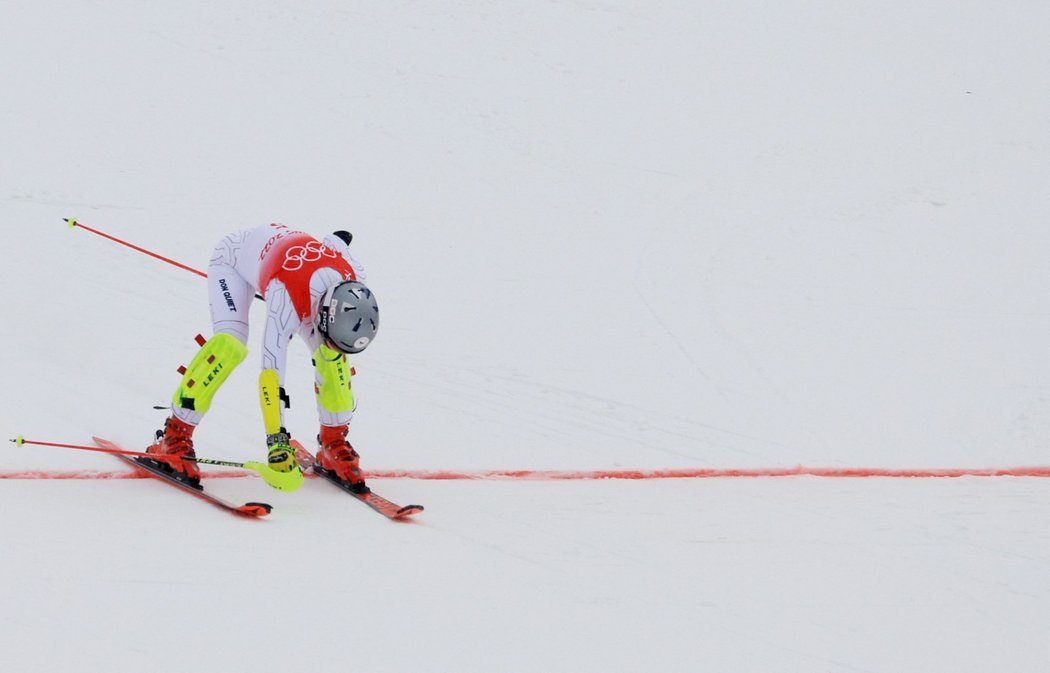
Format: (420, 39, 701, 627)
(1, 2, 1049, 672)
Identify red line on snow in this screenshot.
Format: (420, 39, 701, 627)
(3, 466, 1050, 480)
(366, 466, 1050, 480)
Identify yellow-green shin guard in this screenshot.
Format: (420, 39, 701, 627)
(312, 344, 355, 414)
(172, 333, 248, 413)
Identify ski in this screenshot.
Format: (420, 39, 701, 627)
(93, 437, 272, 518)
(292, 440, 423, 520)
(314, 466, 424, 519)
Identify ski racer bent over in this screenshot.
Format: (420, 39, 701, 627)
(145, 223, 379, 493)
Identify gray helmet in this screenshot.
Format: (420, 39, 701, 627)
(317, 280, 379, 354)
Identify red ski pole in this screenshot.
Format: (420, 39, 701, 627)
(66, 217, 264, 300)
(11, 435, 172, 461)
(12, 435, 305, 489)
(65, 217, 206, 278)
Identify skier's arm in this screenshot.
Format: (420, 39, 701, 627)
(322, 232, 366, 282)
(260, 282, 300, 428)
(254, 284, 304, 489)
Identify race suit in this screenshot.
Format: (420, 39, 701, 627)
(172, 223, 365, 429)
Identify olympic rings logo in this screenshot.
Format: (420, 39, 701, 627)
(282, 241, 337, 271)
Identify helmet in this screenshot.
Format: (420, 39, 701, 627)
(317, 280, 379, 354)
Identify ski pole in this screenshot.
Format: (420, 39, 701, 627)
(65, 217, 263, 299)
(12, 435, 244, 468)
(12, 435, 303, 490)
(10, 435, 174, 461)
(65, 217, 206, 278)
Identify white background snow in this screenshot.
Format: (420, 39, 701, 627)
(2, 2, 1050, 671)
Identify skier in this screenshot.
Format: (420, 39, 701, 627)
(143, 223, 379, 493)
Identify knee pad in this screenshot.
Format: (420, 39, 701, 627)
(173, 333, 248, 414)
(312, 344, 355, 414)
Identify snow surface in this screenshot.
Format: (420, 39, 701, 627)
(2, 2, 1050, 671)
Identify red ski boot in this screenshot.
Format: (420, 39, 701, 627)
(316, 424, 368, 493)
(146, 415, 201, 487)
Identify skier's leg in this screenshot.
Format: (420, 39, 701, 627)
(151, 232, 253, 483)
(167, 233, 253, 427)
(312, 343, 366, 490)
(312, 343, 355, 427)
(150, 330, 247, 485)
(207, 230, 254, 344)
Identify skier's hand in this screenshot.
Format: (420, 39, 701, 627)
(250, 430, 304, 492)
(266, 430, 298, 474)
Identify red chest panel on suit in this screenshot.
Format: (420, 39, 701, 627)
(258, 232, 356, 320)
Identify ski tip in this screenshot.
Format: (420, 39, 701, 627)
(395, 504, 424, 519)
(238, 502, 273, 517)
